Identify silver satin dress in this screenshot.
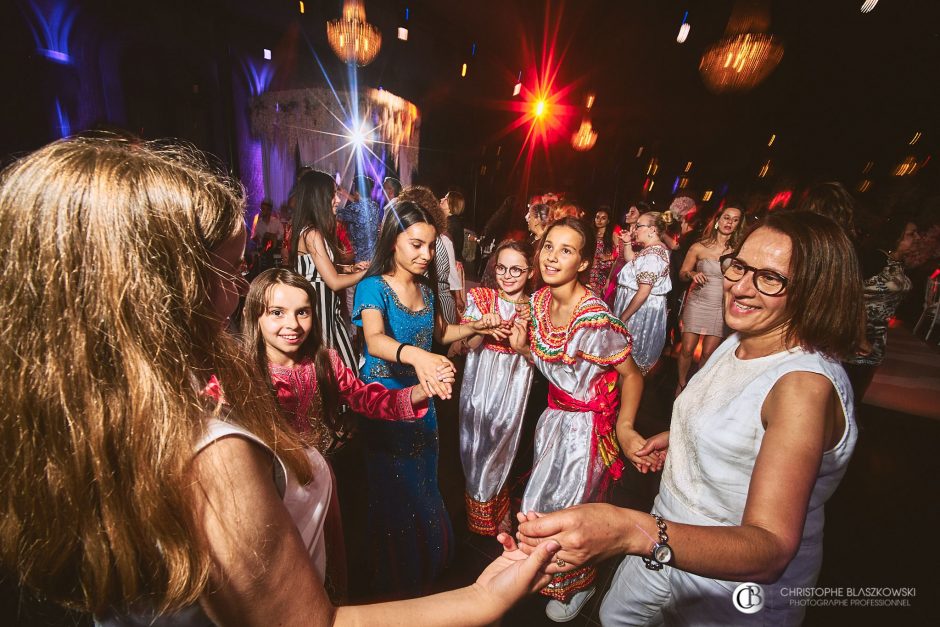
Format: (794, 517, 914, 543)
(521, 290, 633, 515)
(612, 245, 671, 375)
(458, 288, 534, 529)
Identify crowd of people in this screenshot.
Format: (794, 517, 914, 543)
(1, 135, 938, 626)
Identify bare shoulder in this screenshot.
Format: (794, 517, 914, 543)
(298, 227, 323, 254)
(762, 370, 840, 441)
(191, 435, 277, 511)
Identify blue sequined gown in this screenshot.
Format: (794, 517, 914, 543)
(352, 275, 454, 599)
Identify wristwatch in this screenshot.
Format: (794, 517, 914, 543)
(642, 514, 673, 571)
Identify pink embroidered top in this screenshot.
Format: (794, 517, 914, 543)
(270, 350, 427, 441)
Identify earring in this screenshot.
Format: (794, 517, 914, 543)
(714, 223, 719, 230)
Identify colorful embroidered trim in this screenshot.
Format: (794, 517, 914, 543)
(464, 286, 516, 353)
(540, 565, 597, 601)
(465, 488, 510, 536)
(530, 287, 632, 365)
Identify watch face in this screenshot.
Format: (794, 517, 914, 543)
(653, 544, 673, 564)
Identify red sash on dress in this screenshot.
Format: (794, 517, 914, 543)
(546, 369, 625, 485)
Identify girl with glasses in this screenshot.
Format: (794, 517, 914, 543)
(458, 240, 536, 536)
(612, 212, 672, 375)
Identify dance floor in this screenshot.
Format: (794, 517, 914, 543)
(863, 325, 940, 420)
(4, 328, 937, 626)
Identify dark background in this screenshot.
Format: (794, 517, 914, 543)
(2, 0, 938, 228)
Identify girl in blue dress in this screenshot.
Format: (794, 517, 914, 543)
(353, 200, 508, 599)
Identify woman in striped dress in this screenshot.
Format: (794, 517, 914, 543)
(290, 169, 368, 371)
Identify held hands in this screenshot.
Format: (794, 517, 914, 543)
(617, 426, 668, 475)
(409, 364, 457, 404)
(471, 313, 512, 341)
(513, 504, 628, 574)
(472, 533, 561, 616)
(634, 431, 669, 473)
(410, 349, 457, 400)
(616, 427, 663, 474)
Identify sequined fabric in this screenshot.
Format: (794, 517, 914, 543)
(352, 275, 454, 598)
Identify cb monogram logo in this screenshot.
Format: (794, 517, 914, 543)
(732, 582, 765, 614)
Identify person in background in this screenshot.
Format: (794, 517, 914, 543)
(336, 175, 383, 264)
(0, 136, 561, 627)
(526, 202, 552, 245)
(607, 202, 646, 304)
(383, 176, 402, 206)
(675, 204, 746, 392)
(612, 212, 672, 375)
(588, 206, 618, 297)
(441, 191, 467, 314)
(517, 212, 865, 627)
(249, 199, 284, 277)
(290, 169, 368, 371)
(843, 215, 918, 403)
(796, 181, 858, 239)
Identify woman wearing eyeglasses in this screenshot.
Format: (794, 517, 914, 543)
(458, 240, 536, 536)
(515, 212, 864, 626)
(612, 212, 672, 375)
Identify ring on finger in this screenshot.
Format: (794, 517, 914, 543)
(555, 558, 567, 568)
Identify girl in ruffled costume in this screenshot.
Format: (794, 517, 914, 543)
(510, 217, 650, 622)
(612, 211, 672, 375)
(459, 240, 535, 536)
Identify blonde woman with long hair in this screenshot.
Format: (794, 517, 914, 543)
(0, 137, 560, 626)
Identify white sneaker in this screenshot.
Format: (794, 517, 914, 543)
(545, 587, 596, 622)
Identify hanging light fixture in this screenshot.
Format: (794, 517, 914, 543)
(327, 0, 382, 67)
(699, 0, 783, 93)
(571, 119, 598, 151)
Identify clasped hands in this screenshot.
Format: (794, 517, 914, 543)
(470, 312, 513, 341)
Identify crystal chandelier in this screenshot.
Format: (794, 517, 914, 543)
(327, 0, 382, 67)
(571, 119, 597, 152)
(699, 1, 783, 93)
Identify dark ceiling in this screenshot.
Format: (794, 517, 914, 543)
(2, 0, 938, 216)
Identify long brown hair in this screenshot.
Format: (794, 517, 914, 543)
(0, 137, 311, 614)
(700, 203, 747, 250)
(289, 168, 340, 265)
(241, 268, 343, 437)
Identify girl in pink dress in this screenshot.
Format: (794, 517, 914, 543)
(242, 268, 451, 452)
